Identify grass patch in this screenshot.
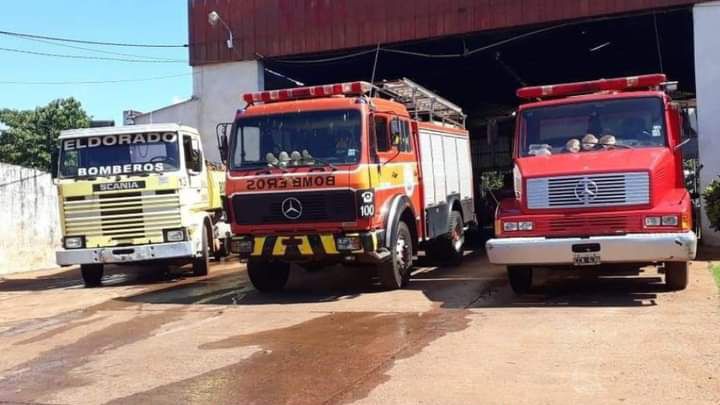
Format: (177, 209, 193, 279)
(712, 264, 720, 290)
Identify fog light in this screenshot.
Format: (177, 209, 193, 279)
(645, 217, 662, 227)
(336, 236, 362, 251)
(662, 215, 679, 226)
(64, 236, 84, 249)
(503, 222, 518, 232)
(518, 221, 534, 231)
(231, 238, 253, 254)
(164, 228, 186, 242)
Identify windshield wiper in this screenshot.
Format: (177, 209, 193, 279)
(308, 158, 338, 171)
(598, 141, 634, 150)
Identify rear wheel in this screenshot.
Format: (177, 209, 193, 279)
(379, 221, 414, 290)
(247, 260, 290, 292)
(192, 224, 210, 277)
(80, 264, 104, 287)
(507, 266, 533, 295)
(430, 210, 465, 266)
(665, 261, 688, 291)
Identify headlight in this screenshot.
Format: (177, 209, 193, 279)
(64, 236, 84, 249)
(230, 237, 254, 254)
(503, 222, 519, 232)
(336, 235, 362, 251)
(518, 221, 534, 231)
(645, 216, 662, 227)
(661, 215, 679, 226)
(163, 228, 186, 242)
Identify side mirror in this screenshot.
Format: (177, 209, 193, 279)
(682, 108, 698, 139)
(216, 123, 231, 163)
(390, 119, 401, 145)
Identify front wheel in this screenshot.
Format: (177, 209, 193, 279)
(192, 224, 210, 277)
(507, 266, 533, 295)
(665, 262, 688, 291)
(379, 221, 414, 290)
(247, 260, 290, 292)
(81, 264, 104, 287)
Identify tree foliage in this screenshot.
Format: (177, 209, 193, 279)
(0, 98, 90, 172)
(704, 177, 720, 232)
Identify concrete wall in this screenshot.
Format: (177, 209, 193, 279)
(134, 60, 264, 163)
(0, 163, 61, 274)
(694, 1, 720, 246)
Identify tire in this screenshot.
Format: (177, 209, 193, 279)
(507, 266, 533, 295)
(431, 210, 465, 266)
(247, 260, 290, 292)
(665, 261, 688, 291)
(192, 224, 210, 277)
(379, 221, 414, 290)
(81, 264, 104, 287)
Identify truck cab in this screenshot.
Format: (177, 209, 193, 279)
(486, 74, 697, 294)
(219, 80, 475, 291)
(55, 124, 229, 286)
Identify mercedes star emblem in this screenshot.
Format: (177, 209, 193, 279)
(574, 177, 599, 204)
(281, 197, 303, 220)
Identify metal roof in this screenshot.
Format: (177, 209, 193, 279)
(188, 0, 704, 65)
(59, 124, 198, 139)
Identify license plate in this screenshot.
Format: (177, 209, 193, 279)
(573, 252, 601, 266)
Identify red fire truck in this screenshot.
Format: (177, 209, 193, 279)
(217, 79, 475, 291)
(486, 74, 698, 294)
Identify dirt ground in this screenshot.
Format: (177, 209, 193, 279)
(0, 247, 718, 405)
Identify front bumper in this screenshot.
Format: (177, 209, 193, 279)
(56, 241, 195, 266)
(232, 230, 388, 262)
(485, 232, 697, 265)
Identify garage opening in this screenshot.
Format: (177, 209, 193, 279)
(262, 7, 696, 227)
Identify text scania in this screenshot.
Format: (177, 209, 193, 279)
(63, 132, 177, 151)
(78, 163, 165, 176)
(246, 175, 336, 190)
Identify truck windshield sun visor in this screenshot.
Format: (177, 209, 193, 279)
(59, 132, 180, 178)
(230, 109, 362, 170)
(520, 97, 667, 157)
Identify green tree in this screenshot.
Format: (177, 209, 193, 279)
(0, 98, 90, 172)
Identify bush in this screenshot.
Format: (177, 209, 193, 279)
(704, 177, 720, 232)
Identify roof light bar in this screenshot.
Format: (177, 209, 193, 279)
(516, 74, 667, 100)
(243, 81, 373, 104)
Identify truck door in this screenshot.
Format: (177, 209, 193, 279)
(182, 134, 208, 207)
(374, 115, 421, 218)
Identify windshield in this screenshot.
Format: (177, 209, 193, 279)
(59, 132, 180, 178)
(231, 109, 362, 169)
(519, 97, 666, 156)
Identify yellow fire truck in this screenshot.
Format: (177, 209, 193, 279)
(54, 124, 230, 287)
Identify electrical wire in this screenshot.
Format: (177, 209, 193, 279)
(0, 46, 185, 63)
(0, 72, 194, 85)
(653, 12, 665, 73)
(12, 34, 185, 62)
(0, 29, 187, 48)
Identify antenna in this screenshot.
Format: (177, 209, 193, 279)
(369, 44, 381, 98)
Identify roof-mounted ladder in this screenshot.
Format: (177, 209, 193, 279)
(376, 78, 466, 129)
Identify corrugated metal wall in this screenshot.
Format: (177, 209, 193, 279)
(189, 0, 701, 65)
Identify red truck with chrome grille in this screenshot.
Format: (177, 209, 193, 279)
(485, 74, 698, 294)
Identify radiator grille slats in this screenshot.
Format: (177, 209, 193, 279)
(233, 190, 356, 225)
(527, 172, 649, 209)
(63, 191, 181, 243)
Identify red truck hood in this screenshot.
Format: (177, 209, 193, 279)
(517, 147, 670, 178)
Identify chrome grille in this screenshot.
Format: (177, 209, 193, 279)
(63, 191, 181, 244)
(527, 172, 649, 209)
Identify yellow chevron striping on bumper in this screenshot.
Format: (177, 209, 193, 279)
(320, 234, 338, 254)
(251, 236, 266, 256)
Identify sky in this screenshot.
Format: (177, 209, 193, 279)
(0, 0, 192, 124)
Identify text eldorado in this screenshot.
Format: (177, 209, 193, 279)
(63, 132, 177, 151)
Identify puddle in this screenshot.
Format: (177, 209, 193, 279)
(108, 310, 470, 405)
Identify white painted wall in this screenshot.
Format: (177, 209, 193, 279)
(0, 163, 61, 274)
(694, 2, 720, 246)
(134, 60, 264, 163)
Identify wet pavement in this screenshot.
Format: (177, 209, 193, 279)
(1, 249, 719, 404)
